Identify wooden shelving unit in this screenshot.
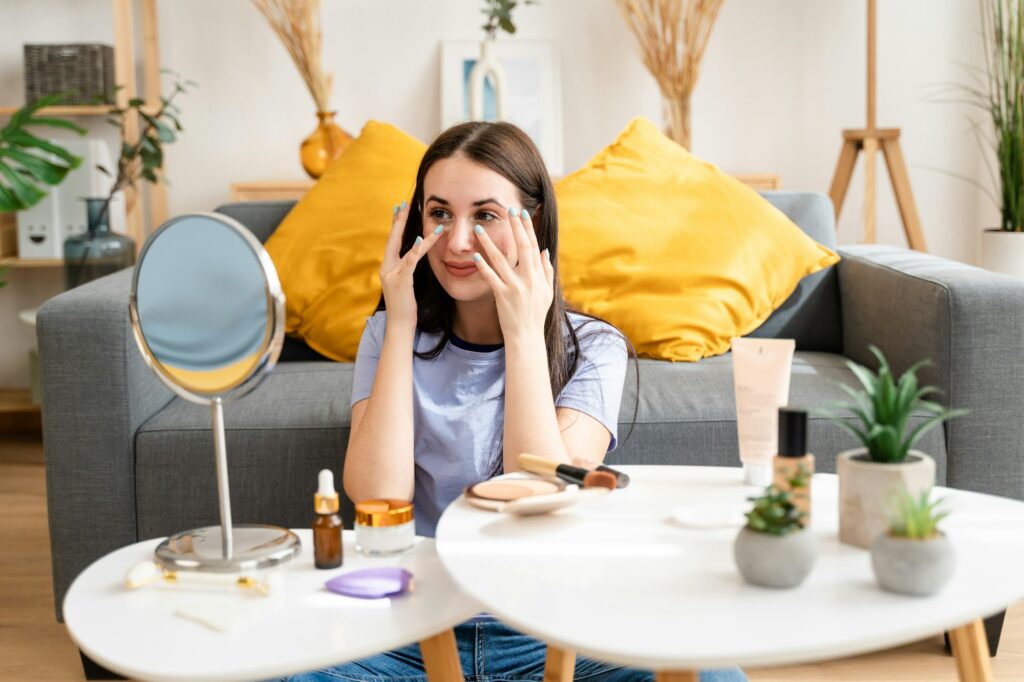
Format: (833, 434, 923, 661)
(0, 0, 167, 248)
(0, 258, 62, 268)
(0, 389, 39, 415)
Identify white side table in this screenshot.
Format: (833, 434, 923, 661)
(436, 466, 1024, 682)
(64, 529, 482, 681)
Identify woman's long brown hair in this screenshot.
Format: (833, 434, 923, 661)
(376, 121, 638, 473)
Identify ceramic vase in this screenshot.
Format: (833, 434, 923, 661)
(300, 111, 353, 179)
(871, 531, 955, 596)
(979, 229, 1024, 279)
(837, 448, 935, 549)
(467, 39, 507, 121)
(733, 527, 816, 589)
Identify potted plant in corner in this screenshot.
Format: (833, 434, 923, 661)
(734, 467, 815, 589)
(468, 0, 539, 122)
(976, 0, 1024, 276)
(871, 487, 955, 596)
(820, 346, 966, 549)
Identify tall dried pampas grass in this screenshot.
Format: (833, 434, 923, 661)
(252, 0, 333, 112)
(616, 0, 725, 149)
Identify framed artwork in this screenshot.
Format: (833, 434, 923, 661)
(440, 40, 564, 176)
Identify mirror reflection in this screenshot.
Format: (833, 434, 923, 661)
(135, 215, 270, 395)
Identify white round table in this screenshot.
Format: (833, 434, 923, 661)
(435, 466, 1024, 681)
(64, 529, 482, 681)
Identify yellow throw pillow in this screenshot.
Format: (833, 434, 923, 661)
(265, 121, 426, 361)
(555, 117, 840, 362)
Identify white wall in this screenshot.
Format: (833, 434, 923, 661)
(0, 0, 992, 387)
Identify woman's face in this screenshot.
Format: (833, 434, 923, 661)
(422, 155, 523, 302)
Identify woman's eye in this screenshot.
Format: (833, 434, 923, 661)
(476, 211, 496, 222)
(429, 209, 450, 221)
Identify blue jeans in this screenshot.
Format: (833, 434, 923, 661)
(279, 619, 746, 682)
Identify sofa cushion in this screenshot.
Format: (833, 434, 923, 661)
(554, 117, 840, 362)
(134, 353, 946, 540)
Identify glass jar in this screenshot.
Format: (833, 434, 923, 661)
(354, 499, 415, 556)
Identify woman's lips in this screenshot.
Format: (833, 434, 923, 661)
(445, 262, 478, 278)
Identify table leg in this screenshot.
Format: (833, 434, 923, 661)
(949, 619, 995, 682)
(420, 629, 463, 682)
(655, 672, 699, 682)
(543, 645, 576, 682)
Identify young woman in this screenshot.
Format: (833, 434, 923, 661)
(286, 122, 745, 682)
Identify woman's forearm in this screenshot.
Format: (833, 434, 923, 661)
(502, 330, 571, 472)
(343, 323, 417, 501)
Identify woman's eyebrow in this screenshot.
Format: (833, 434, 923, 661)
(425, 195, 502, 207)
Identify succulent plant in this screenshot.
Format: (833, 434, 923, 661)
(744, 467, 809, 536)
(820, 345, 967, 463)
(886, 487, 951, 540)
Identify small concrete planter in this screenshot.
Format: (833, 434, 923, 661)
(871, 532, 955, 596)
(734, 527, 816, 589)
(979, 229, 1024, 279)
(837, 449, 935, 549)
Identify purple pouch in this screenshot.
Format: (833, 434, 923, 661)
(325, 567, 414, 599)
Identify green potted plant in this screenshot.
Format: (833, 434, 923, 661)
(820, 346, 966, 549)
(0, 92, 86, 286)
(64, 70, 194, 289)
(871, 487, 955, 596)
(733, 467, 815, 589)
(975, 0, 1024, 276)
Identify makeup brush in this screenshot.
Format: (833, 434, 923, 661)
(518, 454, 618, 491)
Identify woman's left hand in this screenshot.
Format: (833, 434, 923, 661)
(472, 207, 554, 339)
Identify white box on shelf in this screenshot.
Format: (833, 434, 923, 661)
(16, 138, 126, 259)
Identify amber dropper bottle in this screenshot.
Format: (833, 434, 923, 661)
(313, 469, 343, 569)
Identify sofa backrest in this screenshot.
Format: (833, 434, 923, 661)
(214, 190, 844, 355)
(747, 191, 842, 354)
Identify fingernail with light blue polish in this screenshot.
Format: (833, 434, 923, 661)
(521, 209, 529, 220)
(393, 204, 398, 215)
(508, 206, 516, 217)
(414, 236, 423, 245)
(545, 250, 551, 261)
(434, 225, 444, 235)
(400, 201, 407, 211)
(474, 224, 484, 235)
(473, 253, 482, 262)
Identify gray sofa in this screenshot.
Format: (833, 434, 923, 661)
(39, 192, 1024, 641)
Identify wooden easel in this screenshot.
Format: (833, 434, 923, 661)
(828, 0, 928, 252)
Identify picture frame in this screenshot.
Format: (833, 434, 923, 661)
(440, 40, 564, 176)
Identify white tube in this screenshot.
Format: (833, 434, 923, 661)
(731, 337, 795, 486)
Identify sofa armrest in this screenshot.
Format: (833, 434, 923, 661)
(838, 245, 1024, 500)
(37, 268, 174, 621)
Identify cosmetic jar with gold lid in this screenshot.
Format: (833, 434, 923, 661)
(354, 499, 415, 556)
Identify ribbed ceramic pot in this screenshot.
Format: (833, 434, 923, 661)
(733, 527, 816, 589)
(871, 531, 955, 596)
(837, 448, 935, 549)
(979, 229, 1024, 279)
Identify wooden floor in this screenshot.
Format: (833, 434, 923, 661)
(1, 434, 1022, 681)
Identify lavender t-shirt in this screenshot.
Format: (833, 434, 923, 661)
(350, 310, 628, 537)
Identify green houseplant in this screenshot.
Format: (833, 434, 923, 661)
(0, 92, 86, 288)
(820, 345, 966, 549)
(64, 71, 194, 289)
(974, 0, 1024, 275)
(870, 488, 955, 595)
(733, 469, 816, 589)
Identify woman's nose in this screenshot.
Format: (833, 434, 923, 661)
(445, 219, 477, 253)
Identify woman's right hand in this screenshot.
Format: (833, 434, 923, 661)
(379, 201, 445, 331)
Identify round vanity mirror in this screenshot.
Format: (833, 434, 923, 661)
(129, 213, 300, 573)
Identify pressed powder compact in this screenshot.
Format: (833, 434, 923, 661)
(464, 475, 609, 515)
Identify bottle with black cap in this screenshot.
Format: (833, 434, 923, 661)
(773, 407, 814, 526)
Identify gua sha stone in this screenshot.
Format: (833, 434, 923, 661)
(325, 567, 414, 599)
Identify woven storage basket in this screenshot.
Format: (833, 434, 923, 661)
(24, 43, 114, 106)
